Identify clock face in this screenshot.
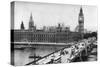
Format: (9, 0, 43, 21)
(79, 17, 82, 20)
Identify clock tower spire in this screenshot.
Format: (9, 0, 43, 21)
(78, 7, 84, 33)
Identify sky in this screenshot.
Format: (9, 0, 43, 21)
(12, 1, 98, 31)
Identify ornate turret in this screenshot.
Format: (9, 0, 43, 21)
(21, 21, 25, 30)
(29, 13, 35, 30)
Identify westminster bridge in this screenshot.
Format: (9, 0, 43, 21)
(11, 37, 97, 66)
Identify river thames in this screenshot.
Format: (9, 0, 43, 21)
(14, 45, 65, 66)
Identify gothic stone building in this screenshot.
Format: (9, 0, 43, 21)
(11, 7, 84, 43)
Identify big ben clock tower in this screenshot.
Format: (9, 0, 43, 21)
(78, 7, 84, 34)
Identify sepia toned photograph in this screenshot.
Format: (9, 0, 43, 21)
(11, 1, 97, 66)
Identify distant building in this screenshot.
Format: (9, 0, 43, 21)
(12, 7, 84, 43)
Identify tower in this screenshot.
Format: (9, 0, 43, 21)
(21, 21, 25, 30)
(29, 13, 35, 30)
(78, 7, 84, 33)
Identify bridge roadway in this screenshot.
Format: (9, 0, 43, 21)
(24, 37, 97, 65)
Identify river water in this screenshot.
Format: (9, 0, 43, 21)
(14, 45, 65, 66)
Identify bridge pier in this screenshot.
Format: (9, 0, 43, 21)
(79, 52, 82, 61)
(78, 43, 94, 62)
(85, 46, 88, 56)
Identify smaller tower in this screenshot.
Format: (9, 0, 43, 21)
(29, 13, 35, 30)
(21, 21, 25, 30)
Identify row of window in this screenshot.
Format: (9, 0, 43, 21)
(32, 34, 56, 38)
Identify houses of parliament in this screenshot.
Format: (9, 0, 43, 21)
(12, 7, 84, 43)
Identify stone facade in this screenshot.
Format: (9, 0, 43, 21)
(12, 7, 84, 43)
